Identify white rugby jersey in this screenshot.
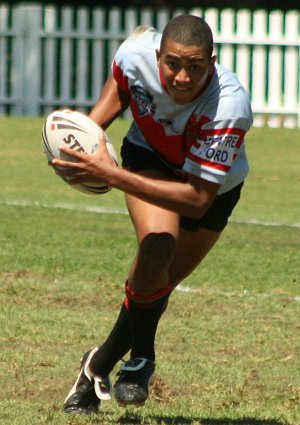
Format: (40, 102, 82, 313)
(112, 27, 253, 194)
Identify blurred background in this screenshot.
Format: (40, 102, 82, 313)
(0, 0, 299, 128)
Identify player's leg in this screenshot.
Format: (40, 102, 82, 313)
(63, 182, 243, 413)
(81, 182, 177, 378)
(64, 179, 180, 411)
(169, 183, 243, 286)
(168, 226, 221, 287)
(114, 189, 180, 405)
(168, 181, 244, 286)
(113, 181, 244, 405)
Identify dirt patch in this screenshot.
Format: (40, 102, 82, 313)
(150, 375, 176, 404)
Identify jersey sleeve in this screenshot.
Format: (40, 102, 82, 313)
(183, 117, 251, 185)
(183, 93, 253, 186)
(184, 63, 253, 186)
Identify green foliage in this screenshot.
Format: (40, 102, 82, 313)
(0, 118, 299, 424)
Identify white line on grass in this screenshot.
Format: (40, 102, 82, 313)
(2, 199, 128, 215)
(2, 199, 300, 228)
(231, 219, 300, 228)
(175, 284, 300, 302)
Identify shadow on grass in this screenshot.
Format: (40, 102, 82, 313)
(117, 415, 286, 425)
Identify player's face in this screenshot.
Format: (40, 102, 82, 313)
(157, 39, 216, 104)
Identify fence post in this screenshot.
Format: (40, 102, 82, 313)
(252, 10, 268, 127)
(236, 9, 251, 93)
(284, 10, 300, 128)
(91, 9, 106, 104)
(219, 9, 235, 70)
(10, 5, 25, 115)
(23, 5, 42, 115)
(268, 11, 283, 128)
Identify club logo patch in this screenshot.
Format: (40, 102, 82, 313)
(131, 85, 156, 117)
(157, 118, 179, 134)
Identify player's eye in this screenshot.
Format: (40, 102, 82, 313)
(167, 61, 180, 71)
(189, 63, 206, 74)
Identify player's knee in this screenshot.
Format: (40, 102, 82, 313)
(137, 232, 177, 272)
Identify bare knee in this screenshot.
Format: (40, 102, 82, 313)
(137, 232, 177, 272)
(129, 232, 177, 294)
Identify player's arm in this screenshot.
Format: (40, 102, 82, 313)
(52, 136, 219, 219)
(114, 169, 219, 218)
(89, 74, 130, 130)
(101, 160, 219, 219)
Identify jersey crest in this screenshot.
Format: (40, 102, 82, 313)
(130, 85, 156, 117)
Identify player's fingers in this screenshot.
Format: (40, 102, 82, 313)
(98, 132, 107, 146)
(52, 157, 81, 169)
(59, 145, 86, 159)
(53, 167, 80, 177)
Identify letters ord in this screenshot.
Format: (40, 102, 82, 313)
(205, 148, 228, 162)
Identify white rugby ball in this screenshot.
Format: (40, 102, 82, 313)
(42, 109, 118, 194)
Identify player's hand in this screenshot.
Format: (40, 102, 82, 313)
(51, 133, 117, 185)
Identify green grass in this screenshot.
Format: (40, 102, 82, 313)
(0, 118, 299, 425)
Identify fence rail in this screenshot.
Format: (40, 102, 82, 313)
(0, 4, 299, 127)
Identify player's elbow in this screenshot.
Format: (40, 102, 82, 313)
(184, 178, 219, 219)
(184, 205, 208, 219)
(183, 189, 217, 219)
(183, 198, 212, 219)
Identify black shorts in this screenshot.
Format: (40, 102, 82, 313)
(121, 138, 243, 232)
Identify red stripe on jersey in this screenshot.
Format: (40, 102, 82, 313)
(199, 127, 246, 148)
(113, 61, 129, 93)
(188, 152, 231, 172)
(130, 102, 192, 166)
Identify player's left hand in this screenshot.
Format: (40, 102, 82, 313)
(51, 132, 117, 185)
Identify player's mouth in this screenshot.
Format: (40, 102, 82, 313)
(168, 85, 196, 103)
(172, 85, 193, 92)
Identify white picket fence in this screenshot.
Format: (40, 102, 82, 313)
(0, 3, 299, 127)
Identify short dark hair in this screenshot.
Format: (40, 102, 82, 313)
(161, 15, 214, 58)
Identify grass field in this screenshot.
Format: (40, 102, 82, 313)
(0, 117, 299, 425)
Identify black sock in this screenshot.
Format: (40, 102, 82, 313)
(89, 301, 131, 376)
(127, 297, 169, 362)
(125, 284, 171, 362)
(89, 283, 171, 375)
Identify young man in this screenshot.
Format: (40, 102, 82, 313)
(53, 15, 253, 414)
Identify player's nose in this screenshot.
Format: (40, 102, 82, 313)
(174, 68, 190, 83)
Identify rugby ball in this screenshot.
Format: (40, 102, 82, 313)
(42, 109, 118, 194)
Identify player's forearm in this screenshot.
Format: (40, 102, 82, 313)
(107, 167, 216, 219)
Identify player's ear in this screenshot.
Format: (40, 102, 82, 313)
(156, 49, 161, 66)
(209, 55, 217, 74)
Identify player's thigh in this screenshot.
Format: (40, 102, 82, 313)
(124, 173, 180, 243)
(168, 227, 221, 286)
(125, 192, 180, 241)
